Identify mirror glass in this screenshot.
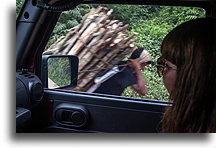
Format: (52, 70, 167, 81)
(48, 57, 71, 88)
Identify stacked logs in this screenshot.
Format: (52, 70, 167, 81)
(44, 6, 137, 91)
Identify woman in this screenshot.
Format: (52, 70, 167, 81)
(91, 47, 152, 96)
(157, 17, 215, 132)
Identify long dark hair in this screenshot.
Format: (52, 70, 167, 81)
(161, 18, 215, 133)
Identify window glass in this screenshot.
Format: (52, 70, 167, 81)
(16, 0, 25, 18)
(44, 4, 205, 101)
(48, 57, 71, 88)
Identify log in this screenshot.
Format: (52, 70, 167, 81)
(44, 6, 137, 92)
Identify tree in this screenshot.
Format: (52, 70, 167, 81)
(16, 2, 205, 100)
(16, 0, 25, 18)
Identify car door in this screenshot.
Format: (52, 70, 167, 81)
(41, 89, 169, 133)
(16, 0, 215, 133)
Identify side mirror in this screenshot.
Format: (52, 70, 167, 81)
(41, 55, 79, 89)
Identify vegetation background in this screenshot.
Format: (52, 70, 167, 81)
(16, 0, 205, 101)
(48, 57, 71, 87)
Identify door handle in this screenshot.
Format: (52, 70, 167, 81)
(54, 103, 89, 128)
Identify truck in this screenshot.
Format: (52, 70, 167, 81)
(16, 0, 216, 133)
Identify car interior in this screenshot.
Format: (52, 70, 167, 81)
(16, 0, 216, 133)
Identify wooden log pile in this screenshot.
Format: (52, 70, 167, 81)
(44, 6, 137, 91)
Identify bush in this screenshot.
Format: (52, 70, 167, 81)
(48, 57, 71, 87)
(16, 2, 205, 101)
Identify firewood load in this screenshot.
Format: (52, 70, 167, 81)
(44, 6, 137, 92)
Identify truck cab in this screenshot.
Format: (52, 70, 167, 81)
(16, 0, 216, 133)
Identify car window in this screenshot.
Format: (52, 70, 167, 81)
(16, 0, 25, 18)
(43, 4, 205, 101)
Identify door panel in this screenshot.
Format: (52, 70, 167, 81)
(44, 89, 170, 133)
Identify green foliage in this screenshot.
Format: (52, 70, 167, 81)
(46, 5, 205, 101)
(122, 65, 169, 101)
(48, 57, 71, 87)
(16, 0, 25, 18)
(122, 6, 205, 101)
(46, 4, 92, 48)
(16, 1, 206, 101)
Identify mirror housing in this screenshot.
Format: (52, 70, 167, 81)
(41, 55, 79, 89)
